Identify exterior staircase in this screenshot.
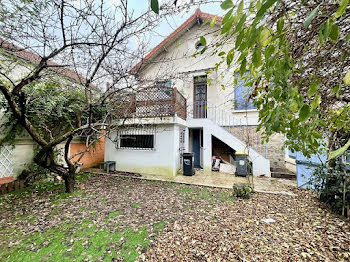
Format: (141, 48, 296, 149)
(223, 126, 268, 158)
(187, 118, 271, 176)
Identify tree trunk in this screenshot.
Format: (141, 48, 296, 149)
(64, 173, 75, 193)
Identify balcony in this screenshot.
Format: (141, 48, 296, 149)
(115, 87, 186, 120)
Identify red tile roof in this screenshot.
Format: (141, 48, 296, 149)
(130, 8, 222, 74)
(0, 40, 85, 83)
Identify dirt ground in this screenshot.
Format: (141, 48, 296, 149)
(0, 173, 349, 261)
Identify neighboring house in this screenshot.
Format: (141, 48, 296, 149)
(0, 41, 104, 182)
(104, 9, 296, 178)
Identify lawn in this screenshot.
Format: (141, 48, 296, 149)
(0, 173, 349, 261)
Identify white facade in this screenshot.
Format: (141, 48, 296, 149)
(104, 118, 187, 178)
(104, 11, 277, 178)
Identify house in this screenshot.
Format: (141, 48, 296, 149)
(104, 9, 296, 178)
(0, 41, 104, 183)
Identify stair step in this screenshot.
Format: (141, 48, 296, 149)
(271, 172, 296, 180)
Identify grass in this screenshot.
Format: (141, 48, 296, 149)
(132, 202, 140, 208)
(5, 173, 92, 198)
(153, 221, 165, 233)
(108, 211, 121, 219)
(0, 218, 151, 262)
(0, 175, 236, 262)
(51, 208, 62, 215)
(0, 174, 163, 262)
(50, 190, 83, 204)
(177, 185, 234, 203)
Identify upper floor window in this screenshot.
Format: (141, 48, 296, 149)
(157, 80, 172, 88)
(234, 74, 256, 110)
(195, 41, 205, 50)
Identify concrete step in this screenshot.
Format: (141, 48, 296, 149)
(270, 171, 296, 180)
(270, 167, 296, 180)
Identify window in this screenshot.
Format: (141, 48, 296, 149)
(115, 125, 156, 150)
(120, 135, 154, 149)
(157, 80, 172, 88)
(195, 41, 205, 50)
(234, 74, 256, 110)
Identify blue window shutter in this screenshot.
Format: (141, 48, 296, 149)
(234, 74, 256, 110)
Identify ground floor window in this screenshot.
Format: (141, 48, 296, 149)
(120, 134, 154, 149)
(115, 125, 156, 150)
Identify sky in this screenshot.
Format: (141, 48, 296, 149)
(127, 0, 225, 51)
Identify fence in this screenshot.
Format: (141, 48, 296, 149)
(0, 145, 13, 179)
(113, 87, 187, 120)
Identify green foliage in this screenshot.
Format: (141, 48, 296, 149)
(304, 5, 320, 28)
(212, 0, 350, 157)
(309, 154, 350, 217)
(329, 139, 350, 160)
(132, 202, 140, 208)
(24, 81, 85, 139)
(232, 183, 252, 199)
(153, 221, 165, 233)
(0, 80, 86, 145)
(150, 0, 159, 14)
(221, 0, 234, 10)
(335, 0, 349, 18)
(344, 70, 350, 86)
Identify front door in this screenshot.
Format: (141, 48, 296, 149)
(192, 129, 202, 168)
(193, 75, 207, 118)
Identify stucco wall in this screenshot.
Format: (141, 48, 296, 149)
(138, 23, 263, 121)
(104, 124, 182, 178)
(10, 141, 35, 178)
(69, 136, 105, 169)
(138, 23, 239, 114)
(136, 21, 287, 172)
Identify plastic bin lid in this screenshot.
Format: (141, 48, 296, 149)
(183, 152, 194, 156)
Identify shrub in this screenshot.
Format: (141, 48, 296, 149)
(232, 183, 252, 199)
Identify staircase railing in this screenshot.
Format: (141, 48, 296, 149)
(187, 102, 268, 158)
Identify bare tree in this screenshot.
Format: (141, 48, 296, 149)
(0, 0, 168, 192)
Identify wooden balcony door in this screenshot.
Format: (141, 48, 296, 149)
(193, 75, 207, 118)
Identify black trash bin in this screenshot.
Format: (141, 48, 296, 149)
(235, 153, 252, 177)
(183, 153, 195, 176)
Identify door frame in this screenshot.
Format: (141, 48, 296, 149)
(193, 75, 207, 118)
(191, 128, 203, 168)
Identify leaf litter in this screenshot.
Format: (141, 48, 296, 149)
(0, 173, 349, 261)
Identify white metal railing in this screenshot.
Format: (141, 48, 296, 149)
(187, 102, 268, 158)
(187, 101, 236, 126)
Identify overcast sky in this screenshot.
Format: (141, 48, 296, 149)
(127, 0, 225, 51)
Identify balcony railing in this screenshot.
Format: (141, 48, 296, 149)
(115, 87, 186, 120)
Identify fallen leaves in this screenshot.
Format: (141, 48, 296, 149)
(0, 174, 349, 261)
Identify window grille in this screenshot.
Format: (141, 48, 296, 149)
(114, 125, 156, 150)
(120, 135, 154, 149)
